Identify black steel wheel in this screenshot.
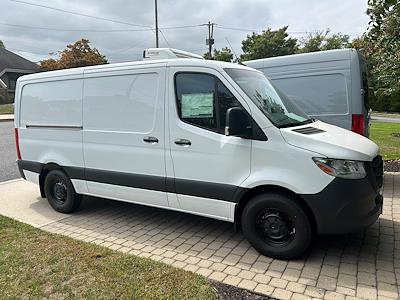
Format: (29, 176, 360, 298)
(256, 209, 295, 246)
(44, 169, 81, 213)
(241, 192, 312, 259)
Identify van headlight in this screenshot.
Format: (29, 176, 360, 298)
(312, 158, 366, 179)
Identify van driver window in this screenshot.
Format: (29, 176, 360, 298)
(175, 73, 243, 133)
(175, 73, 217, 131)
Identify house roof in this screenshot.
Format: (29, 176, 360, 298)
(0, 47, 39, 74)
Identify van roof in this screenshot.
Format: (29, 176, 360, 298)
(17, 58, 254, 82)
(244, 48, 359, 69)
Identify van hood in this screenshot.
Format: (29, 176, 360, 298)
(280, 121, 379, 161)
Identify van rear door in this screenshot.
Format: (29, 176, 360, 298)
(18, 75, 85, 188)
(82, 66, 168, 207)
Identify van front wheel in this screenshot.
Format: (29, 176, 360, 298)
(241, 192, 312, 259)
(44, 169, 81, 213)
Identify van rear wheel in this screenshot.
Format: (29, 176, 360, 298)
(44, 169, 81, 213)
(241, 192, 312, 259)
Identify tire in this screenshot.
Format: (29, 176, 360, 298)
(44, 169, 82, 213)
(241, 192, 312, 259)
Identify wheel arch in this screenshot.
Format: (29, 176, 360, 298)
(234, 184, 317, 234)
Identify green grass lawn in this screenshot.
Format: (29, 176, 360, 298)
(0, 215, 216, 299)
(0, 103, 14, 114)
(370, 121, 400, 160)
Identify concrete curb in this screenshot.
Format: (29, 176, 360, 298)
(0, 114, 14, 122)
(0, 178, 23, 185)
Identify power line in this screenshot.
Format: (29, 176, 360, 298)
(6, 0, 210, 50)
(9, 0, 152, 28)
(225, 37, 239, 62)
(162, 25, 205, 30)
(216, 25, 314, 34)
(0, 22, 205, 33)
(216, 25, 363, 36)
(216, 25, 259, 32)
(112, 37, 154, 53)
(6, 45, 56, 54)
(0, 22, 152, 32)
(3, 20, 361, 37)
(159, 30, 171, 47)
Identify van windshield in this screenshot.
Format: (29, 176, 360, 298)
(224, 68, 313, 128)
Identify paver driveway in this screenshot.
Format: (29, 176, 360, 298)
(0, 173, 399, 300)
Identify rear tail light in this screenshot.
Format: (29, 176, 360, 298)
(14, 128, 21, 160)
(351, 114, 364, 135)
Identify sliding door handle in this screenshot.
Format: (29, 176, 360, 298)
(174, 138, 191, 146)
(143, 136, 159, 144)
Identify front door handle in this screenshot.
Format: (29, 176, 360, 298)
(174, 138, 191, 146)
(143, 136, 159, 144)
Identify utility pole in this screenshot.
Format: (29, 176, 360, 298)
(155, 0, 159, 48)
(206, 21, 215, 59)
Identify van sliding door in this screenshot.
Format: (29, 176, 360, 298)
(82, 66, 168, 207)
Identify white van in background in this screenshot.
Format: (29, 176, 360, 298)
(245, 49, 370, 136)
(14, 48, 383, 259)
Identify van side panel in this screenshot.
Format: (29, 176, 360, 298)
(18, 76, 84, 185)
(262, 59, 351, 130)
(82, 66, 169, 207)
(272, 73, 349, 115)
(246, 49, 356, 132)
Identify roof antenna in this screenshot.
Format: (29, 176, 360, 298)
(225, 37, 243, 65)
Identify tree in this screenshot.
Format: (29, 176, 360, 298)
(324, 33, 350, 50)
(203, 47, 234, 62)
(299, 31, 327, 53)
(364, 0, 400, 111)
(240, 26, 298, 61)
(298, 29, 350, 53)
(40, 39, 107, 71)
(0, 40, 5, 49)
(213, 47, 234, 62)
(350, 35, 370, 52)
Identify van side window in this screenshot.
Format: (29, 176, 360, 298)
(175, 72, 242, 133)
(175, 73, 217, 131)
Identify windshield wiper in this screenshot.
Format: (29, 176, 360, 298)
(278, 118, 314, 128)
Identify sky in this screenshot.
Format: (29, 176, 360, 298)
(0, 0, 370, 64)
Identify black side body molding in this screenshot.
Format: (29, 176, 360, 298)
(17, 160, 248, 203)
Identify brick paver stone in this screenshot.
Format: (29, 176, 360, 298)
(33, 173, 400, 300)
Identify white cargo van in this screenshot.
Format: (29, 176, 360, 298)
(245, 49, 371, 136)
(14, 48, 383, 259)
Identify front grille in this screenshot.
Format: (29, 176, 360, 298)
(372, 155, 384, 188)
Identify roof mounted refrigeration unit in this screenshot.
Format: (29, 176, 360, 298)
(143, 48, 205, 61)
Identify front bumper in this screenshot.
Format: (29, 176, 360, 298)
(301, 156, 383, 235)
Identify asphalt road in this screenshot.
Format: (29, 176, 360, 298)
(371, 115, 400, 123)
(0, 121, 20, 182)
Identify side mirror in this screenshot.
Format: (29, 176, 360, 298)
(225, 107, 252, 138)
